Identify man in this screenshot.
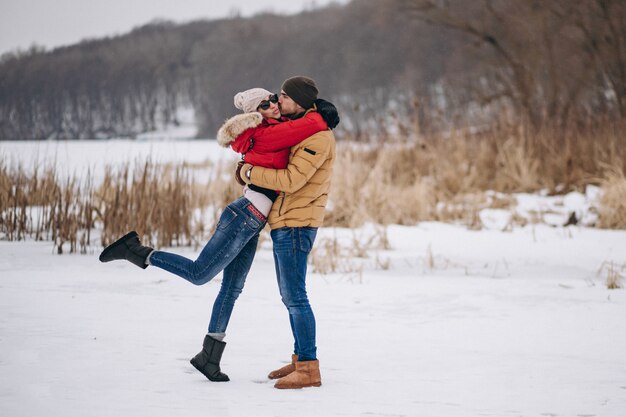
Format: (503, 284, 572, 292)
(238, 76, 337, 389)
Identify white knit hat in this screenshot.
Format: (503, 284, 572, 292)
(234, 88, 273, 113)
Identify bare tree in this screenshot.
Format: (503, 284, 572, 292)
(400, 0, 625, 128)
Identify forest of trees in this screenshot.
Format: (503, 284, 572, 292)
(0, 0, 624, 140)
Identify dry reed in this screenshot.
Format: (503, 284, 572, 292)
(310, 227, 392, 276)
(1, 118, 625, 255)
(598, 261, 624, 290)
(324, 120, 626, 229)
(597, 166, 626, 229)
(0, 158, 235, 253)
(96, 159, 196, 248)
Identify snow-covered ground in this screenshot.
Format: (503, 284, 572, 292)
(1, 140, 626, 416)
(2, 223, 625, 417)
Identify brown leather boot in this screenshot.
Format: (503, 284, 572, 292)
(274, 360, 321, 389)
(268, 354, 298, 380)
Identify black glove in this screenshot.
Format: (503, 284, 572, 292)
(314, 98, 340, 130)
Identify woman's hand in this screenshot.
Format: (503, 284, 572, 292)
(235, 161, 254, 185)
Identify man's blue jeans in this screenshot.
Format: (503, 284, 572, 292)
(271, 226, 318, 361)
(149, 197, 265, 333)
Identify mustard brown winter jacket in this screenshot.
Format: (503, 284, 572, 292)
(242, 110, 336, 229)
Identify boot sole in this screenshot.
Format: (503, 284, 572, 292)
(99, 231, 138, 262)
(190, 359, 230, 382)
(274, 381, 321, 389)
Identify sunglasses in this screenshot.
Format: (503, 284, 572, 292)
(257, 94, 279, 110)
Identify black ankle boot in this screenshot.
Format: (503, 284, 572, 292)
(99, 231, 153, 269)
(190, 335, 230, 382)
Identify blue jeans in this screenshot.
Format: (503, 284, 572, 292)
(149, 197, 265, 333)
(271, 227, 318, 361)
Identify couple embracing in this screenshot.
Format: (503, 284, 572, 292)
(99, 76, 339, 389)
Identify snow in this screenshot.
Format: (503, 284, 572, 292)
(1, 223, 625, 417)
(478, 208, 513, 231)
(482, 188, 600, 230)
(1, 140, 626, 416)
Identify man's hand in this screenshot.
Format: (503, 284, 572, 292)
(314, 98, 340, 129)
(235, 161, 253, 185)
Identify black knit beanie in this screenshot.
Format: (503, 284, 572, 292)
(281, 76, 319, 109)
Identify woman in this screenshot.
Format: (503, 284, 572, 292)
(99, 88, 337, 382)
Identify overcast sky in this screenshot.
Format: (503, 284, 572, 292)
(0, 0, 348, 55)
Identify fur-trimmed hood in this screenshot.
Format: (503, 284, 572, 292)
(216, 112, 264, 148)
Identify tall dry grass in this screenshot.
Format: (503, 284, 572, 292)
(97, 160, 197, 248)
(0, 158, 238, 253)
(596, 166, 626, 229)
(0, 159, 95, 253)
(324, 121, 626, 228)
(1, 119, 625, 254)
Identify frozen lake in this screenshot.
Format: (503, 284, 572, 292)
(0, 139, 235, 181)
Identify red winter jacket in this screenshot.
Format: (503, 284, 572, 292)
(229, 112, 328, 169)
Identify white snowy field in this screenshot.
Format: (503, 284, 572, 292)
(1, 223, 626, 417)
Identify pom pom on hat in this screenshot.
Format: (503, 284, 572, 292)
(234, 88, 273, 113)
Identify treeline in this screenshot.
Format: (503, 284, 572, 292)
(0, 0, 624, 140)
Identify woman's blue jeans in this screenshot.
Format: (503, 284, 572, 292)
(271, 226, 318, 361)
(149, 197, 265, 333)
